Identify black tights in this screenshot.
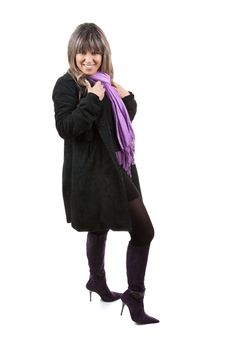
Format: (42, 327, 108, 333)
(89, 196, 154, 246)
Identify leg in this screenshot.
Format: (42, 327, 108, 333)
(86, 230, 121, 302)
(121, 197, 159, 324)
(128, 196, 154, 247)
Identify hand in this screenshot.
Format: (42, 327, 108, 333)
(86, 80, 105, 101)
(112, 82, 130, 98)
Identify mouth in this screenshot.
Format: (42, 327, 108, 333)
(83, 63, 95, 68)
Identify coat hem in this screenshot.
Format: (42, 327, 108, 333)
(69, 221, 132, 232)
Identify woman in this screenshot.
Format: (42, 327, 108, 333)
(52, 22, 159, 325)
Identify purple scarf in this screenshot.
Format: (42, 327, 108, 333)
(90, 72, 135, 177)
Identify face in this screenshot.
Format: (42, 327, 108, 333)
(76, 50, 102, 75)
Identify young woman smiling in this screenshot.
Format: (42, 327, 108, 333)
(52, 22, 159, 325)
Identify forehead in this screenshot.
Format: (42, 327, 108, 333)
(76, 34, 104, 54)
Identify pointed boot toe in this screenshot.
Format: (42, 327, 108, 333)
(121, 289, 159, 325)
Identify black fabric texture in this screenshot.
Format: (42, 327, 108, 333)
(52, 72, 142, 232)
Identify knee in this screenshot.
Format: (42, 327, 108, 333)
(147, 224, 155, 244)
(130, 223, 155, 246)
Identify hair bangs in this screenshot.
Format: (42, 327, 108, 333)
(76, 32, 105, 55)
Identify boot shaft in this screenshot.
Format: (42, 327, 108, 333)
(126, 243, 150, 292)
(86, 232, 108, 276)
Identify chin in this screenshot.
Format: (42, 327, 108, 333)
(85, 70, 98, 76)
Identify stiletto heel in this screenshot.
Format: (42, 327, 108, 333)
(120, 302, 125, 316)
(121, 290, 159, 324)
(87, 285, 121, 303)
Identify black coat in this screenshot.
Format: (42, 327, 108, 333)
(52, 72, 142, 232)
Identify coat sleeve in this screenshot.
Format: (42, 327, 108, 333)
(52, 77, 103, 139)
(122, 92, 137, 122)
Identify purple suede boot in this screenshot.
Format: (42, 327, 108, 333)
(121, 243, 160, 324)
(86, 232, 121, 302)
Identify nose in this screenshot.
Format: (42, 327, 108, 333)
(84, 51, 94, 63)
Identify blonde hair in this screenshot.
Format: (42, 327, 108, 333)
(67, 23, 114, 87)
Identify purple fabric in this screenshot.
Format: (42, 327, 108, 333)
(89, 72, 135, 177)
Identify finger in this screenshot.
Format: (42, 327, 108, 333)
(94, 81, 102, 86)
(85, 79, 91, 87)
(96, 81, 105, 87)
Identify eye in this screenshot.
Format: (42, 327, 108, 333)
(91, 51, 101, 55)
(77, 49, 86, 55)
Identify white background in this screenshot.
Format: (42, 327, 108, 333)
(0, 0, 233, 349)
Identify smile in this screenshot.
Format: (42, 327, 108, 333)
(83, 64, 95, 67)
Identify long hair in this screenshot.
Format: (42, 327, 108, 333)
(67, 23, 114, 88)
